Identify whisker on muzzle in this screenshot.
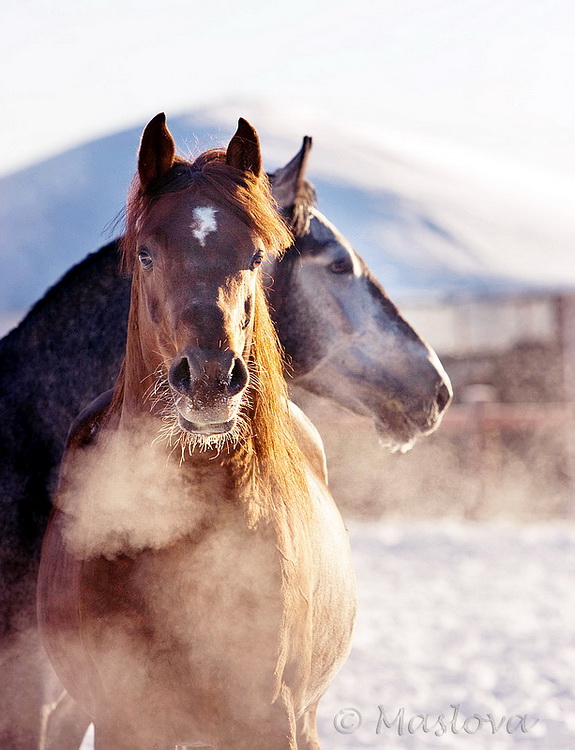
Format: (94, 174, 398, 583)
(146, 365, 253, 463)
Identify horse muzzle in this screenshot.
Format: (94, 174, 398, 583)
(176, 410, 237, 436)
(373, 375, 453, 451)
(168, 348, 249, 435)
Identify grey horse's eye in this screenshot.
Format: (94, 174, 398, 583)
(138, 249, 154, 270)
(328, 257, 353, 275)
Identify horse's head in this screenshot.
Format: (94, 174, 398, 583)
(269, 139, 452, 452)
(121, 114, 292, 447)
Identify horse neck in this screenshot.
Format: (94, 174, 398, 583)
(110, 276, 161, 420)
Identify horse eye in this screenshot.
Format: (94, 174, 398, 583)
(138, 249, 154, 270)
(250, 251, 264, 270)
(328, 258, 353, 275)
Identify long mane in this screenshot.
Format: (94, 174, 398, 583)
(111, 149, 315, 695)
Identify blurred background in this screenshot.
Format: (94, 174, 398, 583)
(2, 2, 575, 746)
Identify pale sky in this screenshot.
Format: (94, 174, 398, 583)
(1, 0, 574, 179)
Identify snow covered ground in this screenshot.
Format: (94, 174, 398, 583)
(318, 520, 575, 749)
(79, 520, 575, 749)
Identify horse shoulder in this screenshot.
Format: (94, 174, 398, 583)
(287, 400, 328, 483)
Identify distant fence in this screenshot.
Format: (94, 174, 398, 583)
(440, 401, 575, 517)
(310, 398, 574, 519)
(441, 402, 571, 430)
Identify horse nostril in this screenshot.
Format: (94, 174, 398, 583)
(436, 381, 452, 413)
(227, 357, 248, 397)
(170, 356, 191, 394)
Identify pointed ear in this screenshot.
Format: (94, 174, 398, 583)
(138, 113, 176, 191)
(270, 136, 312, 210)
(226, 118, 262, 177)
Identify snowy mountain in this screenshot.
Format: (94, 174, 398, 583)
(2, 102, 575, 328)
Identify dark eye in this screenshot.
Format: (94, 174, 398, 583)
(138, 249, 154, 270)
(328, 257, 353, 275)
(250, 250, 264, 270)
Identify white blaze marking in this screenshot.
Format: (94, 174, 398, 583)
(191, 206, 217, 246)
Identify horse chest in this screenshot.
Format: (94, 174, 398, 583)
(82, 516, 282, 632)
(76, 513, 285, 705)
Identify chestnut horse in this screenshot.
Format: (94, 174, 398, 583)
(1, 131, 451, 750)
(38, 115, 356, 750)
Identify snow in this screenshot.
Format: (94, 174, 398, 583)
(78, 520, 575, 749)
(317, 520, 575, 749)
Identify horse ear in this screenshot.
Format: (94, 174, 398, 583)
(138, 113, 176, 191)
(226, 118, 262, 177)
(270, 136, 313, 210)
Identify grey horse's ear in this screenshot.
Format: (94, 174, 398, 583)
(270, 136, 313, 210)
(138, 113, 176, 191)
(226, 118, 262, 176)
